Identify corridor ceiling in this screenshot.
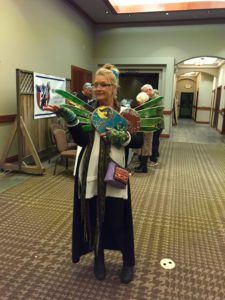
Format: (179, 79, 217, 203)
(65, 0, 225, 26)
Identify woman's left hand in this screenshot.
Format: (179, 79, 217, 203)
(101, 127, 129, 148)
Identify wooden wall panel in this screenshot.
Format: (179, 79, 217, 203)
(20, 94, 56, 158)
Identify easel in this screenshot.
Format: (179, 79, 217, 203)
(0, 69, 71, 175)
(0, 116, 44, 174)
(0, 69, 45, 175)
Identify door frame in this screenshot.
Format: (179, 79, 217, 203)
(179, 92, 194, 118)
(71, 65, 92, 94)
(194, 90, 199, 121)
(212, 86, 222, 129)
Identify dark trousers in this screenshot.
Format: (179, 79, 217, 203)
(150, 129, 162, 162)
(90, 197, 135, 266)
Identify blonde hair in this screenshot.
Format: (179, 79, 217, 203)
(136, 91, 149, 104)
(95, 64, 120, 110)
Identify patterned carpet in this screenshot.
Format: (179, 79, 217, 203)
(1, 141, 225, 299)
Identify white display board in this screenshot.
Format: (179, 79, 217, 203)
(33, 72, 66, 119)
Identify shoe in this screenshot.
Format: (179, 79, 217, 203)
(94, 253, 106, 280)
(120, 265, 134, 284)
(135, 166, 148, 173)
(149, 161, 158, 167)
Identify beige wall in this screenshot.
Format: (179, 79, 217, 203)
(198, 73, 214, 107)
(95, 24, 225, 63)
(0, 0, 94, 156)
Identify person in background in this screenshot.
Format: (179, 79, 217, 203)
(141, 84, 157, 100)
(140, 84, 164, 167)
(44, 64, 143, 284)
(75, 82, 93, 103)
(133, 91, 152, 173)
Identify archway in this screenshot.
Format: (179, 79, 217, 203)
(174, 56, 225, 135)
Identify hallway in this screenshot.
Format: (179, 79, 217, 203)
(169, 119, 225, 144)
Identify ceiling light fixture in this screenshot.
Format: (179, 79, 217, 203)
(108, 0, 225, 14)
(184, 57, 218, 65)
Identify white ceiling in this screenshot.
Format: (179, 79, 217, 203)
(66, 0, 225, 26)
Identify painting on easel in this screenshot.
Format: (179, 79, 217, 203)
(33, 73, 66, 119)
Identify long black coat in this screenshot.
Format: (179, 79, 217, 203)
(68, 123, 143, 265)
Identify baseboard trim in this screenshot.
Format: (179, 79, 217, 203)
(0, 115, 17, 123)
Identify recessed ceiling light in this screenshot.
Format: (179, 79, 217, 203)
(108, 0, 225, 14)
(165, 12, 169, 15)
(105, 10, 109, 14)
(184, 57, 218, 65)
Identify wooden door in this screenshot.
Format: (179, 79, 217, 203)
(213, 86, 221, 128)
(222, 109, 225, 134)
(71, 65, 92, 93)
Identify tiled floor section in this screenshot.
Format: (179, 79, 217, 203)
(169, 119, 225, 144)
(0, 171, 29, 193)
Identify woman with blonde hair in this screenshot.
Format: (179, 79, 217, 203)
(44, 64, 143, 284)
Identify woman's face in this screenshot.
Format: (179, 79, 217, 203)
(93, 75, 114, 105)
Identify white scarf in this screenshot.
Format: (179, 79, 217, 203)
(78, 131, 128, 199)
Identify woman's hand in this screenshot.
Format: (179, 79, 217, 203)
(44, 105, 77, 124)
(43, 104, 60, 112)
(101, 127, 129, 148)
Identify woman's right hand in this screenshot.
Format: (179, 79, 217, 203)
(43, 105, 77, 124)
(43, 104, 60, 113)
